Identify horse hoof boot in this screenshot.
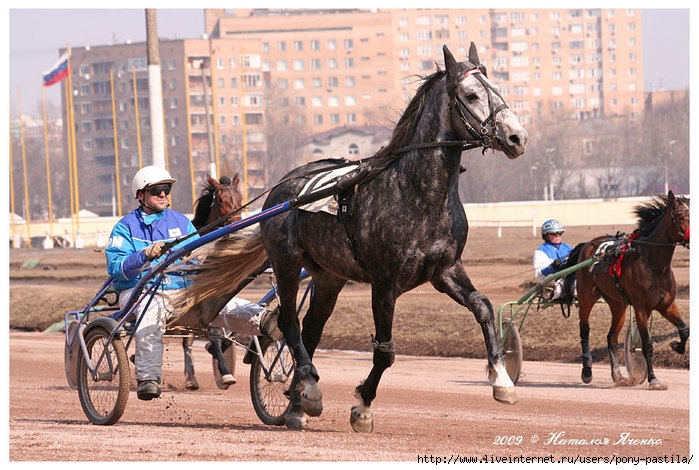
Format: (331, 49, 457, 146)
(299, 381, 323, 417)
(581, 367, 593, 384)
(285, 411, 308, 429)
(492, 386, 517, 404)
(350, 406, 374, 433)
(648, 379, 668, 391)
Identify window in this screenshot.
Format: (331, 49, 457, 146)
(327, 39, 337, 50)
(294, 41, 303, 51)
(312, 96, 323, 107)
(344, 39, 354, 50)
(277, 41, 286, 52)
(276, 60, 288, 71)
(346, 113, 356, 124)
(310, 40, 320, 51)
(314, 114, 323, 125)
(345, 76, 355, 87)
(328, 58, 338, 69)
(311, 59, 321, 70)
(294, 78, 305, 89)
(348, 143, 359, 155)
(293, 59, 304, 71)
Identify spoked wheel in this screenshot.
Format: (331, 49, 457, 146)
(500, 321, 523, 385)
(624, 322, 648, 384)
(249, 337, 294, 426)
(77, 326, 130, 425)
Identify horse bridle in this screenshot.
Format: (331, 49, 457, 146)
(449, 67, 509, 153)
(210, 184, 242, 223)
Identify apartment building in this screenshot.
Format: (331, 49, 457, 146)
(60, 8, 644, 216)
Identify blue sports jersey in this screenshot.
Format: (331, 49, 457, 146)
(106, 207, 199, 292)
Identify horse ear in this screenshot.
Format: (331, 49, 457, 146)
(443, 44, 457, 72)
(468, 42, 480, 66)
(443, 45, 459, 98)
(668, 190, 675, 199)
(231, 173, 240, 187)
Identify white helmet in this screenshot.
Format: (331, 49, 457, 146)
(131, 165, 176, 198)
(541, 218, 565, 239)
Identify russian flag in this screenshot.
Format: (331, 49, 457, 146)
(42, 53, 70, 87)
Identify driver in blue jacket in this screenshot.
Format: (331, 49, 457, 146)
(533, 219, 573, 300)
(106, 165, 199, 400)
(106, 166, 278, 401)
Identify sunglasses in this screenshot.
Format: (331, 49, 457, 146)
(146, 184, 172, 196)
(549, 232, 564, 236)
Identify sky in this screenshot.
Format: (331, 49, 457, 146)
(6, 5, 693, 116)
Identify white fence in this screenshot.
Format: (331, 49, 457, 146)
(9, 196, 651, 248)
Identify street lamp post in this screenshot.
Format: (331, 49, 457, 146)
(665, 140, 677, 194)
(545, 148, 556, 201)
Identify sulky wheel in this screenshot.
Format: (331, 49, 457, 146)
(624, 322, 648, 384)
(77, 325, 130, 425)
(249, 337, 294, 426)
(500, 320, 523, 385)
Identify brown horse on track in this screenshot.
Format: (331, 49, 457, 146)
(182, 174, 243, 390)
(562, 191, 689, 390)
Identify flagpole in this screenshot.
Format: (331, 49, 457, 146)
(209, 46, 221, 178)
(63, 78, 76, 242)
(9, 117, 17, 248)
(66, 46, 81, 238)
(110, 70, 123, 216)
(18, 86, 32, 246)
(42, 86, 55, 238)
(133, 68, 143, 168)
(184, 60, 196, 207)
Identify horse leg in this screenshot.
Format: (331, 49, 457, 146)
(658, 302, 689, 355)
(284, 275, 345, 430)
(433, 262, 516, 405)
(348, 284, 398, 433)
(606, 302, 630, 386)
(182, 334, 199, 390)
(634, 310, 667, 390)
(206, 327, 236, 388)
(273, 270, 323, 429)
(578, 302, 594, 384)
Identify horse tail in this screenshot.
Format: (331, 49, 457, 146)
(561, 243, 585, 307)
(171, 226, 268, 314)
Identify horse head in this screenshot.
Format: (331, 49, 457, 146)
(444, 43, 528, 159)
(210, 173, 243, 225)
(668, 191, 690, 248)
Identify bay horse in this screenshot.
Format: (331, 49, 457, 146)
(182, 174, 243, 390)
(173, 44, 528, 431)
(562, 191, 689, 390)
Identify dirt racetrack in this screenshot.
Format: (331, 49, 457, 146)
(9, 331, 690, 462)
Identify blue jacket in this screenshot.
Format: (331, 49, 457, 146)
(106, 207, 199, 292)
(536, 240, 573, 277)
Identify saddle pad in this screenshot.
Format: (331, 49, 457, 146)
(297, 165, 358, 215)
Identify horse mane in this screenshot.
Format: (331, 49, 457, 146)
(366, 69, 446, 177)
(634, 193, 687, 237)
(191, 180, 216, 230)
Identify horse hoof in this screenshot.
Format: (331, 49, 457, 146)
(648, 379, 668, 391)
(285, 411, 308, 429)
(299, 380, 323, 417)
(613, 378, 634, 387)
(493, 386, 517, 404)
(185, 377, 199, 391)
(581, 367, 592, 384)
(350, 406, 373, 433)
(671, 341, 686, 355)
